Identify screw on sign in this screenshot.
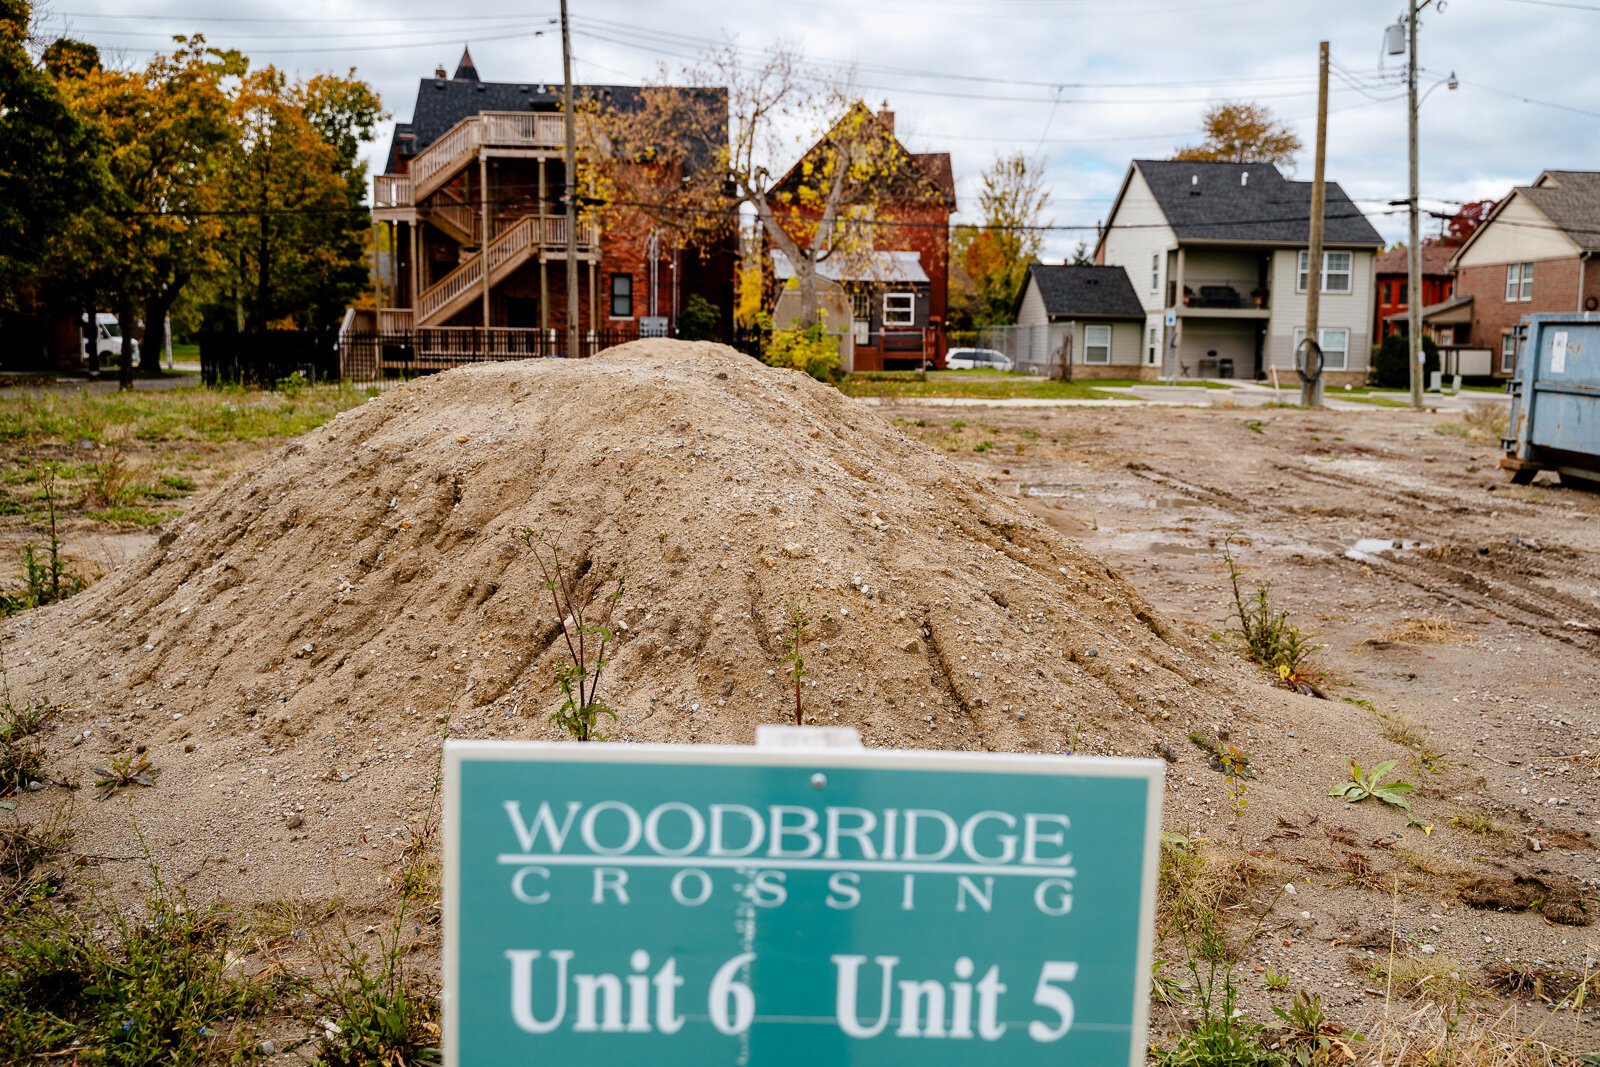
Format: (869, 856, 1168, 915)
(442, 734, 1162, 1065)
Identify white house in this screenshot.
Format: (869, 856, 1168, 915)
(1094, 160, 1384, 385)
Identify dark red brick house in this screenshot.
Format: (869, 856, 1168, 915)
(765, 106, 955, 371)
(358, 51, 734, 368)
(1445, 170, 1600, 379)
(1372, 242, 1455, 341)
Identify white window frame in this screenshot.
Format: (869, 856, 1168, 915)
(1146, 326, 1158, 365)
(1151, 253, 1160, 293)
(1084, 324, 1112, 364)
(1293, 326, 1350, 371)
(1500, 332, 1517, 373)
(1506, 263, 1520, 301)
(883, 292, 915, 327)
(1297, 250, 1353, 294)
(850, 290, 872, 322)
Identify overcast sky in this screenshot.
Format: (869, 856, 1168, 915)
(39, 0, 1600, 261)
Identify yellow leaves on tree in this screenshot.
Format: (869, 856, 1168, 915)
(1173, 102, 1302, 165)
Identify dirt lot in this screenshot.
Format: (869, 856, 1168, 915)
(886, 399, 1600, 1051)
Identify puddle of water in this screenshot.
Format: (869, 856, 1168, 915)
(1017, 482, 1084, 498)
(1345, 537, 1428, 562)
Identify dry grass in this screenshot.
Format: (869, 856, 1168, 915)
(1372, 616, 1470, 645)
(1374, 953, 1478, 1008)
(1451, 809, 1507, 837)
(1375, 1002, 1586, 1066)
(1437, 402, 1510, 444)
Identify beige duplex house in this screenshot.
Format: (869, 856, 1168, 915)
(1094, 160, 1383, 386)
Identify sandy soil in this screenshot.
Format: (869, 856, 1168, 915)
(885, 397, 1600, 1047)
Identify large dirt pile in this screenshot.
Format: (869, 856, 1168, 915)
(11, 341, 1269, 903)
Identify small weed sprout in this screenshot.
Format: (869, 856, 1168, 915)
(782, 606, 812, 725)
(1330, 758, 1414, 815)
(2, 467, 83, 616)
(1264, 966, 1289, 992)
(92, 753, 161, 800)
(311, 903, 441, 1067)
(1223, 541, 1322, 695)
(1270, 990, 1360, 1064)
(515, 529, 623, 742)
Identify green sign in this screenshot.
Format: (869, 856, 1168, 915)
(443, 739, 1162, 1065)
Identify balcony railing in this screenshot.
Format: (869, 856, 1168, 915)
(374, 174, 412, 210)
(1176, 280, 1269, 310)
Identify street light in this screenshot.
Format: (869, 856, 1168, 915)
(1389, 2, 1454, 408)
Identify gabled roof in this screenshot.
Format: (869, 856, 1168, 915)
(1375, 243, 1456, 276)
(1019, 264, 1144, 320)
(383, 71, 726, 176)
(1524, 170, 1600, 253)
(1448, 169, 1600, 266)
(768, 103, 957, 210)
(1101, 160, 1382, 248)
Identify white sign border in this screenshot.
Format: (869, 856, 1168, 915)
(442, 739, 1164, 1067)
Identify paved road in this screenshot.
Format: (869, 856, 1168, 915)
(0, 368, 202, 396)
(860, 379, 1511, 412)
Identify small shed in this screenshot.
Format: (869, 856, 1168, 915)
(1012, 264, 1147, 378)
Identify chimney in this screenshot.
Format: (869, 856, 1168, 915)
(435, 65, 448, 79)
(877, 102, 894, 134)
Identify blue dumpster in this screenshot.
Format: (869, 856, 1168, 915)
(1501, 313, 1600, 488)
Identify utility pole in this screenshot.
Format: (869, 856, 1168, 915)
(560, 0, 580, 358)
(1301, 40, 1330, 409)
(1406, 0, 1423, 408)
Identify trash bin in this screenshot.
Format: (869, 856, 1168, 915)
(1501, 313, 1600, 488)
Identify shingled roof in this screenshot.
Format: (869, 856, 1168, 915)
(1019, 264, 1144, 320)
(1524, 170, 1600, 253)
(1127, 160, 1383, 247)
(382, 66, 726, 176)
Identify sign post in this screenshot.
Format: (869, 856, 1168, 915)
(443, 738, 1163, 1065)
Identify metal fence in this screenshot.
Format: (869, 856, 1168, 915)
(199, 331, 340, 386)
(976, 324, 1054, 375)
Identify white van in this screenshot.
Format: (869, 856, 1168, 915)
(83, 313, 140, 366)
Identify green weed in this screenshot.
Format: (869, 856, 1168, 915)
(1330, 758, 1415, 816)
(783, 605, 812, 726)
(515, 529, 623, 742)
(1223, 541, 1322, 693)
(92, 753, 161, 801)
(311, 900, 440, 1067)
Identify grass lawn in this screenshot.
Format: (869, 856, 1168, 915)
(840, 369, 1241, 401)
(840, 370, 1123, 401)
(0, 381, 372, 541)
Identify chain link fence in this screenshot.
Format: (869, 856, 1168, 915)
(976, 324, 1057, 376)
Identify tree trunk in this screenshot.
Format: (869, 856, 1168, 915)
(143, 290, 180, 377)
(797, 263, 819, 330)
(116, 301, 136, 391)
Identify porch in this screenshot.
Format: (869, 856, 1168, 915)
(1171, 318, 1265, 380)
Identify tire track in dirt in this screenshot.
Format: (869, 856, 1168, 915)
(1119, 457, 1600, 647)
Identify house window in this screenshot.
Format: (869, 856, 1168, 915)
(1147, 326, 1158, 365)
(1084, 324, 1112, 364)
(1505, 262, 1533, 302)
(851, 290, 872, 321)
(1293, 326, 1350, 371)
(883, 292, 915, 327)
(1297, 250, 1352, 293)
(609, 273, 633, 318)
(1151, 253, 1160, 293)
(1501, 332, 1517, 373)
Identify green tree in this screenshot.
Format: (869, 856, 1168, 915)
(1174, 102, 1301, 165)
(212, 67, 382, 333)
(953, 153, 1049, 327)
(57, 37, 240, 386)
(0, 2, 102, 319)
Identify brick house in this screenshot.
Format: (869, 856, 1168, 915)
(766, 106, 955, 371)
(1373, 242, 1455, 340)
(359, 51, 734, 368)
(1447, 170, 1600, 379)
(1095, 160, 1383, 386)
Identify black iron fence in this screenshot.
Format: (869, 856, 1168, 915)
(199, 330, 340, 386)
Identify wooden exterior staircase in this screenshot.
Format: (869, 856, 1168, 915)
(415, 214, 600, 327)
(407, 112, 566, 201)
